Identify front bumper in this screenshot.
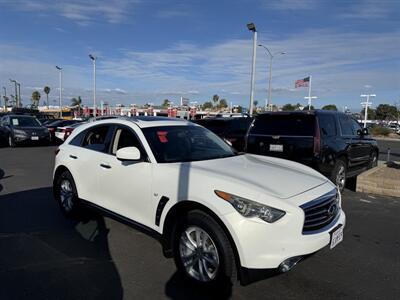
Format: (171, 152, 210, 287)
(14, 135, 50, 144)
(223, 208, 346, 270)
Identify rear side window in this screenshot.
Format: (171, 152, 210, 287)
(318, 114, 337, 136)
(338, 115, 353, 136)
(81, 125, 112, 153)
(250, 114, 315, 136)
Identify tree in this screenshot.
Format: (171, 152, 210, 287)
(322, 104, 337, 111)
(360, 107, 376, 120)
(31, 91, 41, 108)
(202, 101, 213, 110)
(219, 99, 228, 109)
(253, 100, 258, 107)
(375, 104, 398, 120)
(282, 103, 295, 111)
(43, 86, 50, 108)
(212, 94, 219, 106)
(303, 105, 315, 111)
(236, 106, 243, 113)
(71, 96, 83, 116)
(161, 99, 170, 107)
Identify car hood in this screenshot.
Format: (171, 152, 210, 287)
(187, 154, 328, 199)
(13, 126, 47, 134)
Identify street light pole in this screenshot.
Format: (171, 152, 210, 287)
(56, 66, 63, 118)
(89, 54, 97, 117)
(258, 44, 285, 111)
(360, 94, 376, 128)
(247, 23, 257, 117)
(2, 87, 5, 110)
(9, 79, 18, 108)
(16, 82, 21, 107)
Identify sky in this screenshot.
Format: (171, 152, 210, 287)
(0, 0, 399, 111)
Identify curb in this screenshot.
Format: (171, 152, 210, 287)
(356, 165, 400, 197)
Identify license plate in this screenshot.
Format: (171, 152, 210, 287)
(330, 226, 343, 249)
(31, 136, 39, 140)
(269, 144, 283, 152)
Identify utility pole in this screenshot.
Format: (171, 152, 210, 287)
(360, 94, 376, 128)
(247, 23, 257, 116)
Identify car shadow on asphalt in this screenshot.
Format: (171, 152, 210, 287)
(165, 272, 233, 299)
(0, 187, 123, 300)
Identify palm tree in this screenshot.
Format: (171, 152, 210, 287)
(71, 96, 82, 116)
(212, 94, 219, 107)
(31, 91, 41, 108)
(43, 86, 50, 108)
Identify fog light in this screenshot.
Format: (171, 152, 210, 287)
(279, 256, 302, 273)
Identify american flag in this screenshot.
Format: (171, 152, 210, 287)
(295, 76, 310, 88)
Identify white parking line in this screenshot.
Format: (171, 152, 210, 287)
(360, 199, 372, 203)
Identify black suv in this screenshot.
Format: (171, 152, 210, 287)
(245, 110, 379, 191)
(194, 117, 253, 151)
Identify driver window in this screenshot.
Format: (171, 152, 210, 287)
(112, 127, 142, 155)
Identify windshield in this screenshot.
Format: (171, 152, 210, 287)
(142, 125, 237, 163)
(10, 116, 41, 127)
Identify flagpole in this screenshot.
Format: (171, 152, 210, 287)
(308, 75, 312, 110)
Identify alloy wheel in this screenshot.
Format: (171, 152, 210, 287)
(60, 179, 74, 212)
(336, 165, 346, 190)
(179, 226, 220, 282)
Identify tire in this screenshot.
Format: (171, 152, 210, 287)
(331, 158, 347, 192)
(8, 135, 15, 147)
(54, 170, 80, 217)
(368, 151, 378, 169)
(173, 210, 236, 286)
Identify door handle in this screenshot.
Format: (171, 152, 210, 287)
(100, 163, 111, 169)
(69, 155, 78, 159)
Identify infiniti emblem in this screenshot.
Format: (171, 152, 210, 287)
(328, 203, 337, 217)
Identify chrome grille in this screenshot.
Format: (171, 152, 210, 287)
(301, 189, 340, 234)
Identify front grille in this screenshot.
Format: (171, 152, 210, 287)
(301, 189, 340, 234)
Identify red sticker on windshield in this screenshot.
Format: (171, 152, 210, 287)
(157, 131, 168, 143)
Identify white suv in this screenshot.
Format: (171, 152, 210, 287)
(53, 117, 345, 285)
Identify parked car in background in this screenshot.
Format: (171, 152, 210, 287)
(40, 118, 62, 126)
(194, 117, 253, 151)
(46, 120, 81, 141)
(0, 114, 50, 147)
(55, 122, 85, 142)
(53, 116, 345, 286)
(245, 110, 379, 191)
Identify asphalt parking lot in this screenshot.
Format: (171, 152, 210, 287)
(1, 146, 400, 300)
(377, 139, 400, 160)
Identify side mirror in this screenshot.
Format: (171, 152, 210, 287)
(116, 147, 141, 161)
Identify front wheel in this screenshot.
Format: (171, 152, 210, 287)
(331, 158, 347, 192)
(368, 151, 378, 169)
(173, 210, 236, 286)
(54, 170, 80, 217)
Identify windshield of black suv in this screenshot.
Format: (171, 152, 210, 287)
(142, 125, 237, 163)
(10, 116, 41, 127)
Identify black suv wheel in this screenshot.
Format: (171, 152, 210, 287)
(331, 158, 347, 192)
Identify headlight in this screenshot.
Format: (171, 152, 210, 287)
(13, 129, 27, 137)
(215, 190, 286, 223)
